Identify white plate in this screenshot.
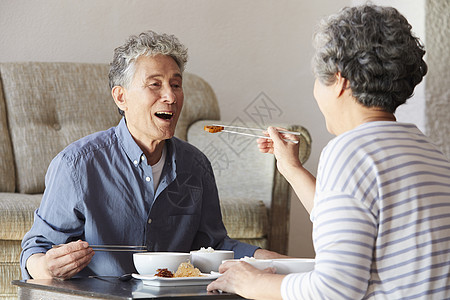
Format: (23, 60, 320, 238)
(132, 273, 220, 287)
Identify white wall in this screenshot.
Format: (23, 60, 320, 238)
(425, 0, 450, 159)
(352, 0, 427, 133)
(0, 0, 431, 258)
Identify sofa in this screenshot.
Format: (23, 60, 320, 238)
(0, 62, 311, 299)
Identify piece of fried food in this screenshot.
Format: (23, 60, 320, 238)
(155, 268, 174, 278)
(204, 125, 224, 133)
(174, 261, 203, 277)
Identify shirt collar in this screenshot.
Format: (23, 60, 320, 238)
(115, 117, 145, 167)
(115, 117, 177, 170)
(164, 138, 176, 172)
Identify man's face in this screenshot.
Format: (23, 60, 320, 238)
(116, 54, 184, 143)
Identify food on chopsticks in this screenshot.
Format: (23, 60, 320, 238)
(154, 261, 203, 278)
(204, 125, 224, 133)
(203, 124, 300, 144)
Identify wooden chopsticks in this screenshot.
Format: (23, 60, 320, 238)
(52, 244, 147, 252)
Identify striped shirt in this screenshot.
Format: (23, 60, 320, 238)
(281, 121, 450, 300)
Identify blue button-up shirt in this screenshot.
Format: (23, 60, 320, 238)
(20, 118, 258, 278)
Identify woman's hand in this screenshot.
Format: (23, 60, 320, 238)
(207, 261, 283, 300)
(257, 126, 316, 214)
(26, 240, 94, 280)
(257, 127, 303, 180)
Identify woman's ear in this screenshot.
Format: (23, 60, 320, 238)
(335, 73, 350, 98)
(112, 86, 127, 113)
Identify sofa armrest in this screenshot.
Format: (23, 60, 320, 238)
(268, 124, 311, 253)
(187, 120, 276, 208)
(187, 120, 312, 254)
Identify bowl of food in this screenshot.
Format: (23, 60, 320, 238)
(133, 252, 190, 275)
(272, 258, 315, 274)
(222, 257, 274, 270)
(190, 247, 234, 272)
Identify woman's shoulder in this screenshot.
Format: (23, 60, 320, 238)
(325, 121, 422, 153)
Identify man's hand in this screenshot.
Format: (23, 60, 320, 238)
(26, 240, 94, 280)
(254, 249, 290, 259)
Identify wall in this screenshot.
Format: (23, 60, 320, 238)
(352, 0, 427, 132)
(1, 0, 447, 258)
(425, 0, 450, 158)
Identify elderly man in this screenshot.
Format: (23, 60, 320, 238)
(20, 30, 279, 280)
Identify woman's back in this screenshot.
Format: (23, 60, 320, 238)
(307, 121, 450, 299)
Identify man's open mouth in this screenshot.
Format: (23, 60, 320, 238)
(155, 112, 174, 120)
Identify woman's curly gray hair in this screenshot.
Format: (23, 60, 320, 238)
(312, 5, 427, 113)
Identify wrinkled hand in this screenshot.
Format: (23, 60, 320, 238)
(257, 127, 302, 178)
(206, 261, 276, 298)
(254, 248, 289, 259)
(44, 240, 94, 280)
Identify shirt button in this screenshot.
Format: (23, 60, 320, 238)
(53, 123, 62, 131)
(145, 176, 151, 182)
(141, 155, 146, 161)
(133, 160, 138, 165)
(148, 218, 152, 224)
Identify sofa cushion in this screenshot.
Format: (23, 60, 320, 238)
(0, 193, 41, 241)
(0, 240, 21, 296)
(0, 62, 121, 194)
(220, 198, 268, 239)
(0, 78, 15, 193)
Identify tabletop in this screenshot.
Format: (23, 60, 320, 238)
(12, 276, 244, 300)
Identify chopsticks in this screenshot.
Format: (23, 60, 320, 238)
(212, 124, 301, 144)
(52, 244, 147, 252)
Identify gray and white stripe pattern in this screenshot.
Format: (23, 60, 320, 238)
(281, 121, 450, 300)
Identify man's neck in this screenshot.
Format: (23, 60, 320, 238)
(139, 140, 165, 166)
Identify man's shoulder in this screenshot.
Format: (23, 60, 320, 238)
(171, 136, 204, 155)
(59, 127, 117, 163)
(171, 137, 210, 164)
(170, 137, 215, 181)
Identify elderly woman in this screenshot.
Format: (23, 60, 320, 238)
(207, 4, 450, 300)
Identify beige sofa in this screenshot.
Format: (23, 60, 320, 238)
(0, 62, 311, 299)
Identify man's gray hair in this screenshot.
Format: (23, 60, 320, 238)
(109, 30, 188, 90)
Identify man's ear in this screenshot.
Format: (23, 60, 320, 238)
(112, 86, 127, 113)
(335, 73, 350, 98)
